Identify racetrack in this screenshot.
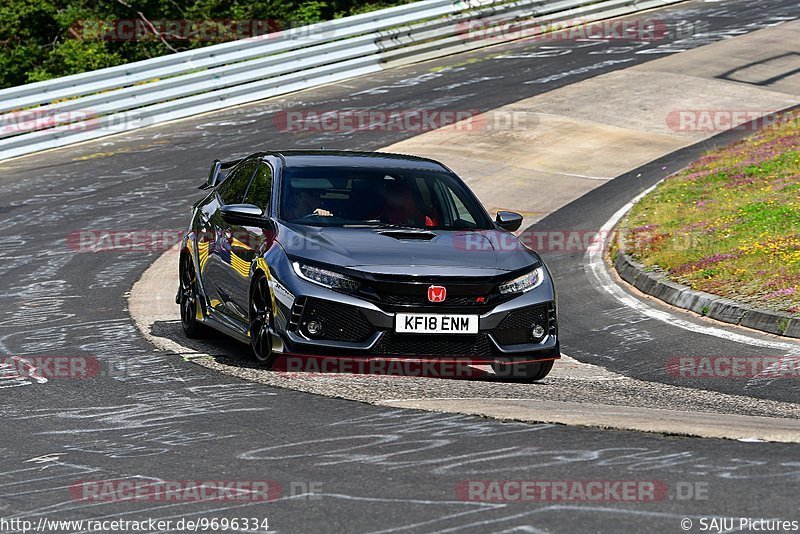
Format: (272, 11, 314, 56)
(2, 0, 800, 531)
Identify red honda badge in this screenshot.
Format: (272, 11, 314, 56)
(427, 285, 446, 303)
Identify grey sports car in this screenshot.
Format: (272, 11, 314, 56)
(178, 150, 559, 381)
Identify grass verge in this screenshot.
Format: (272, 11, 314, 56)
(619, 111, 800, 315)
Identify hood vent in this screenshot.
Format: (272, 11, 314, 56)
(379, 231, 436, 241)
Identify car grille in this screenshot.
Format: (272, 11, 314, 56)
(371, 332, 493, 358)
(379, 294, 483, 307)
(361, 276, 498, 310)
(296, 298, 375, 343)
(493, 302, 557, 345)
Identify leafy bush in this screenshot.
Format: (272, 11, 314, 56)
(0, 0, 413, 89)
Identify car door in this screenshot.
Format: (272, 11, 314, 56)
(225, 160, 276, 321)
(203, 158, 259, 318)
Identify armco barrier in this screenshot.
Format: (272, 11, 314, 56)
(0, 0, 686, 161)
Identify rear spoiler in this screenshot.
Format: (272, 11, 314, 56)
(199, 158, 244, 190)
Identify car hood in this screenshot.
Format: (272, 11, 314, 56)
(278, 224, 539, 276)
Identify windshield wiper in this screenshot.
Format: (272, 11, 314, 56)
(342, 221, 424, 230)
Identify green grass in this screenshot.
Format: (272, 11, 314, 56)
(619, 112, 800, 314)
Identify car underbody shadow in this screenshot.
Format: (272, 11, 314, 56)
(149, 319, 555, 382)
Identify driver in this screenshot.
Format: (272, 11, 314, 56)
(285, 188, 332, 219)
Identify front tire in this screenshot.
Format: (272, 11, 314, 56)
(492, 359, 554, 382)
(179, 253, 207, 338)
(249, 275, 277, 367)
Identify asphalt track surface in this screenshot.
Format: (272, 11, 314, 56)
(1, 0, 799, 532)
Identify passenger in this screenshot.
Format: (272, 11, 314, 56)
(382, 182, 436, 227)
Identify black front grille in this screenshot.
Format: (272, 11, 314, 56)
(362, 277, 497, 310)
(299, 298, 374, 342)
(371, 332, 493, 358)
(379, 294, 483, 307)
(493, 303, 554, 345)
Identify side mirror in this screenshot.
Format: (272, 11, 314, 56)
(201, 160, 223, 190)
(496, 211, 523, 232)
(220, 204, 269, 227)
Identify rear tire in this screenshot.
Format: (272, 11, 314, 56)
(179, 253, 207, 338)
(492, 359, 554, 382)
(249, 275, 277, 368)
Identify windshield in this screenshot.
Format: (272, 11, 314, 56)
(279, 166, 494, 230)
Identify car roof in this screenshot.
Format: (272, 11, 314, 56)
(257, 150, 451, 172)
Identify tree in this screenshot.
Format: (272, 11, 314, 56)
(0, 0, 414, 90)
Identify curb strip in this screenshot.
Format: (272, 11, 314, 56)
(614, 252, 800, 339)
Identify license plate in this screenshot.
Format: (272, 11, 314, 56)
(395, 313, 479, 334)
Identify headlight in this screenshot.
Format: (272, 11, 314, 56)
(498, 267, 544, 294)
(293, 262, 360, 292)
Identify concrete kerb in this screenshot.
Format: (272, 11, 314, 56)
(614, 252, 800, 339)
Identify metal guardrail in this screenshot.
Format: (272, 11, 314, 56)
(0, 0, 685, 161)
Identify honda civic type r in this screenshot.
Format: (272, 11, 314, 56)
(178, 150, 559, 381)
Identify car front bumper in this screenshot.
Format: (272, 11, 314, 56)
(265, 254, 560, 364)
